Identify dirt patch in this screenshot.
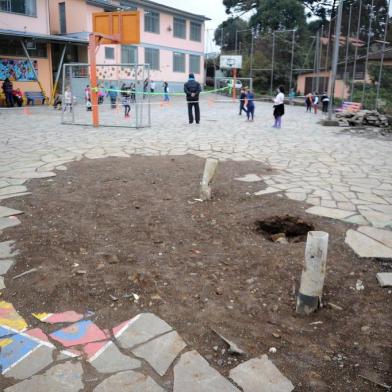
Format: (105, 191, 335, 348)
(1, 155, 391, 391)
(256, 215, 314, 243)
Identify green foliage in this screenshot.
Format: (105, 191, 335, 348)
(214, 17, 248, 52)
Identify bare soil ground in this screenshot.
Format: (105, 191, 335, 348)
(2, 155, 391, 391)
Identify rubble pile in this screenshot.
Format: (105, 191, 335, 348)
(336, 110, 390, 127)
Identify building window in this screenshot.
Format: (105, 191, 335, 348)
(121, 45, 137, 64)
(189, 54, 201, 74)
(173, 52, 185, 73)
(0, 0, 37, 17)
(145, 47, 159, 70)
(0, 39, 47, 58)
(105, 47, 115, 60)
(190, 22, 202, 42)
(144, 9, 159, 34)
(173, 17, 186, 39)
(59, 2, 66, 34)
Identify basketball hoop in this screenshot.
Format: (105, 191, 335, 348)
(89, 11, 141, 127)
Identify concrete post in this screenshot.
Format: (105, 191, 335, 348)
(296, 231, 329, 315)
(200, 158, 219, 201)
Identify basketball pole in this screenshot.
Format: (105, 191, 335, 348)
(89, 34, 99, 128)
(232, 67, 237, 101)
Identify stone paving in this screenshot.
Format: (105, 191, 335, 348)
(0, 97, 392, 389)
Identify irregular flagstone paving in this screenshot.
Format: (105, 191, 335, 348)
(229, 355, 295, 392)
(1, 101, 392, 389)
(0, 102, 392, 257)
(1, 306, 281, 391)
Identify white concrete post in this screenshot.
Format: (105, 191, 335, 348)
(296, 231, 329, 315)
(200, 158, 219, 201)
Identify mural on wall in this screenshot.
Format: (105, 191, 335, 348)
(0, 58, 38, 81)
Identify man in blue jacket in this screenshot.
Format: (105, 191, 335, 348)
(184, 73, 201, 124)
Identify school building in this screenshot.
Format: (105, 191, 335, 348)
(296, 50, 392, 99)
(0, 0, 209, 103)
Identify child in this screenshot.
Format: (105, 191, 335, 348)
(321, 92, 329, 113)
(313, 93, 319, 114)
(273, 86, 285, 128)
(239, 88, 247, 115)
(163, 81, 170, 102)
(245, 88, 255, 121)
(107, 85, 118, 109)
(63, 86, 72, 112)
(305, 92, 313, 112)
(122, 86, 131, 118)
(86, 99, 92, 111)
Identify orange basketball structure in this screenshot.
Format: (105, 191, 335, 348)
(89, 11, 140, 127)
(93, 11, 140, 45)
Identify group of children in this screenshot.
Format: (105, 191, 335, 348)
(239, 86, 285, 128)
(305, 92, 330, 114)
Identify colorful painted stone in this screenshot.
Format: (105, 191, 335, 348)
(32, 311, 84, 324)
(0, 301, 27, 331)
(50, 320, 108, 347)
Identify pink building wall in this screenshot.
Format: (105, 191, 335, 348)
(49, 0, 101, 35)
(0, 0, 50, 34)
(91, 4, 206, 86)
(0, 0, 52, 96)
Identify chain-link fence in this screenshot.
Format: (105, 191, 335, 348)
(61, 63, 151, 128)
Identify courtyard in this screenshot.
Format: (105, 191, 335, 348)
(0, 97, 391, 391)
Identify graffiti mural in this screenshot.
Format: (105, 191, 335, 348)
(0, 58, 38, 81)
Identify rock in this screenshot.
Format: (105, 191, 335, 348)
(4, 362, 84, 392)
(94, 370, 165, 392)
(0, 259, 15, 275)
(212, 329, 246, 356)
(114, 313, 172, 350)
(376, 272, 392, 287)
(356, 280, 365, 291)
(229, 355, 294, 392)
(215, 287, 223, 295)
(173, 350, 239, 392)
(76, 270, 87, 275)
(131, 330, 186, 376)
(4, 345, 55, 380)
(361, 325, 371, 333)
(89, 341, 140, 373)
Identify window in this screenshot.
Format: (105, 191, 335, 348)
(144, 9, 159, 33)
(189, 54, 201, 74)
(190, 21, 201, 42)
(0, 39, 47, 57)
(105, 47, 115, 60)
(145, 48, 160, 70)
(121, 45, 137, 64)
(0, 0, 37, 16)
(173, 17, 186, 39)
(59, 2, 66, 34)
(173, 52, 185, 73)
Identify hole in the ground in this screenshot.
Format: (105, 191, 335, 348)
(256, 215, 315, 244)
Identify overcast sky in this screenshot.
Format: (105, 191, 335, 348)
(157, 0, 229, 52)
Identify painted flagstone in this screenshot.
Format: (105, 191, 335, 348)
(32, 310, 84, 324)
(0, 301, 27, 331)
(50, 320, 108, 347)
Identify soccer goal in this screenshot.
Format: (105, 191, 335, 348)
(61, 63, 151, 128)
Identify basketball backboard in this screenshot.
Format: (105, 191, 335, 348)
(220, 55, 243, 69)
(93, 11, 140, 44)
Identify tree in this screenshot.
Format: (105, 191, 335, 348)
(223, 0, 333, 19)
(249, 0, 308, 35)
(214, 17, 248, 51)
